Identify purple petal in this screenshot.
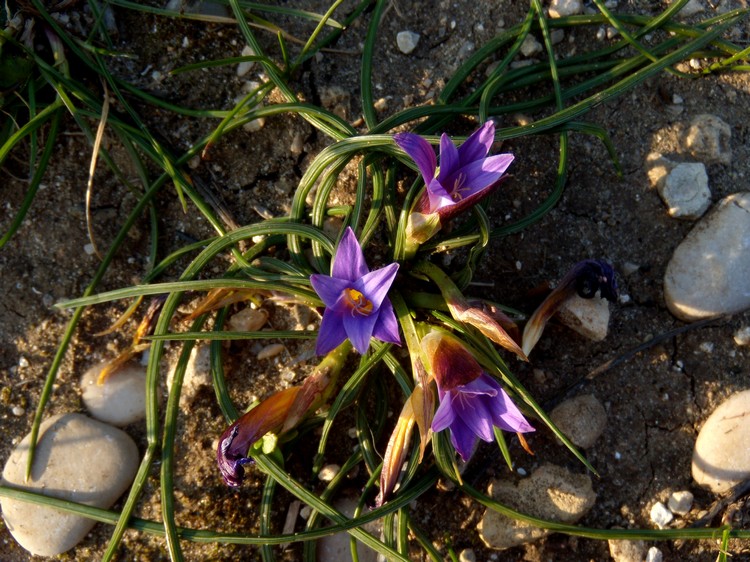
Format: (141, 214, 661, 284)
(436, 172, 510, 223)
(343, 308, 379, 354)
(316, 308, 348, 355)
(310, 274, 350, 308)
(491, 388, 535, 433)
(453, 392, 495, 442)
(372, 297, 401, 345)
(357, 263, 399, 309)
(443, 155, 513, 201)
(438, 133, 459, 180)
(456, 374, 501, 397)
(431, 391, 456, 433)
(332, 227, 368, 280)
(448, 416, 478, 462)
(457, 121, 495, 164)
(394, 132, 437, 187)
(426, 178, 455, 213)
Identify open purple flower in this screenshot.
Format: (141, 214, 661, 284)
(394, 121, 514, 223)
(433, 373, 534, 462)
(423, 330, 534, 462)
(310, 227, 400, 355)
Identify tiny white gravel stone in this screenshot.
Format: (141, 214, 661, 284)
(396, 31, 420, 54)
(257, 343, 285, 360)
(1, 414, 139, 556)
(318, 464, 341, 482)
(650, 501, 673, 528)
(693, 389, 750, 493)
(657, 162, 711, 220)
(733, 326, 750, 346)
(459, 548, 477, 562)
(236, 45, 256, 77)
(11, 406, 25, 417)
(668, 490, 694, 515)
(520, 35, 542, 56)
(549, 0, 583, 18)
(646, 546, 664, 562)
(80, 363, 147, 426)
(608, 538, 646, 562)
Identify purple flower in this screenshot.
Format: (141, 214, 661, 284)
(310, 227, 400, 355)
(394, 121, 514, 222)
(432, 373, 535, 462)
(422, 330, 534, 462)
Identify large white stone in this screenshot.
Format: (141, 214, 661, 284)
(692, 390, 750, 493)
(664, 192, 750, 321)
(1, 414, 139, 556)
(396, 31, 420, 55)
(81, 363, 147, 426)
(478, 464, 595, 550)
(549, 0, 583, 18)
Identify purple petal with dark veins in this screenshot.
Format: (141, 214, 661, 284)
(457, 120, 495, 164)
(310, 274, 350, 308)
(332, 227, 369, 280)
(372, 298, 401, 345)
(394, 132, 437, 188)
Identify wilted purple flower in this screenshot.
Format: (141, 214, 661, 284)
(433, 373, 534, 462)
(394, 121, 514, 222)
(310, 227, 400, 355)
(522, 259, 618, 356)
(422, 330, 533, 462)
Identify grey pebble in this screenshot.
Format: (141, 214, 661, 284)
(550, 394, 607, 449)
(1, 413, 139, 556)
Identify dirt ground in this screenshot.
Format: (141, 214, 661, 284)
(1, 0, 750, 560)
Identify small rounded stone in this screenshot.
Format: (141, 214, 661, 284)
(693, 390, 750, 493)
(80, 363, 147, 426)
(550, 394, 607, 449)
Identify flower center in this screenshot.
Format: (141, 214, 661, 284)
(343, 288, 374, 316)
(451, 172, 467, 201)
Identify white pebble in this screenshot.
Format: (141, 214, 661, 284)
(657, 162, 711, 220)
(459, 548, 477, 562)
(664, 192, 750, 321)
(668, 490, 694, 516)
(548, 0, 583, 18)
(83, 243, 95, 255)
(18, 356, 29, 368)
(257, 343, 285, 360)
(11, 406, 25, 417)
(80, 363, 147, 426)
(646, 546, 664, 562)
(236, 45, 256, 77)
(650, 501, 673, 528)
(396, 31, 420, 54)
(733, 326, 750, 346)
(520, 35, 542, 57)
(1, 414, 139, 556)
(318, 464, 341, 482)
(557, 293, 611, 342)
(684, 114, 732, 165)
(693, 389, 750, 493)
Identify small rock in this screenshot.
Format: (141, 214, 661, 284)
(550, 394, 607, 448)
(520, 35, 542, 57)
(650, 501, 673, 528)
(549, 0, 583, 18)
(396, 31, 420, 54)
(657, 162, 711, 220)
(684, 114, 732, 165)
(557, 293, 611, 342)
(316, 496, 381, 562)
(478, 464, 595, 549)
(733, 326, 750, 346)
(80, 363, 147, 426)
(1, 414, 139, 556)
(693, 389, 750, 493)
(646, 546, 664, 562)
(645, 151, 674, 190)
(668, 490, 694, 515)
(678, 0, 705, 17)
(318, 464, 340, 482)
(167, 344, 211, 409)
(664, 192, 750, 321)
(458, 548, 477, 562)
(11, 406, 25, 417)
(257, 343, 285, 360)
(608, 538, 646, 562)
(227, 307, 268, 332)
(236, 44, 256, 77)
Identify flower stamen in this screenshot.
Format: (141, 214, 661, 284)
(343, 288, 374, 316)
